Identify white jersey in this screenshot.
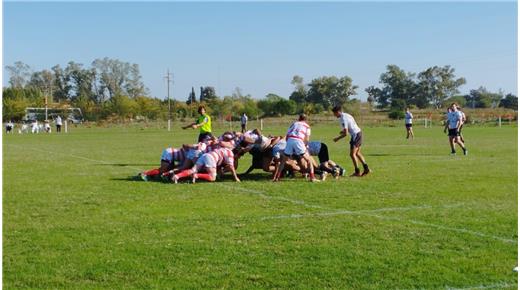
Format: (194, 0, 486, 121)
(206, 147, 235, 168)
(307, 141, 322, 156)
(339, 112, 361, 138)
(241, 114, 248, 124)
(447, 111, 462, 129)
(405, 111, 413, 124)
(286, 121, 311, 141)
(56, 116, 62, 126)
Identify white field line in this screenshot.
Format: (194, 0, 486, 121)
(8, 144, 517, 244)
(260, 204, 464, 220)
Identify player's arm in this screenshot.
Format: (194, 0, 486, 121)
(333, 129, 347, 142)
(443, 120, 449, 133)
(225, 163, 240, 182)
(182, 122, 197, 130)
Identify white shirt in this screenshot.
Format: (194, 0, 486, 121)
(56, 116, 62, 126)
(339, 112, 361, 138)
(241, 114, 248, 124)
(307, 141, 322, 156)
(405, 111, 413, 124)
(447, 111, 462, 129)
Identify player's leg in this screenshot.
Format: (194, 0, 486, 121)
(449, 135, 456, 154)
(454, 135, 467, 155)
(193, 167, 217, 182)
(409, 125, 414, 139)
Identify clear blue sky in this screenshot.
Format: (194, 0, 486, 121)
(3, 1, 517, 101)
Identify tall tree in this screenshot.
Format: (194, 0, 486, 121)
(5, 61, 31, 88)
(289, 75, 307, 103)
(499, 93, 518, 110)
(417, 65, 466, 109)
(200, 86, 218, 103)
(307, 76, 357, 109)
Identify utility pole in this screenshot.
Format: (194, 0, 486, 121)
(165, 69, 173, 131)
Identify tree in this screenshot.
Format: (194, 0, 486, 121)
(125, 64, 147, 98)
(366, 65, 421, 109)
(289, 75, 307, 103)
(417, 65, 466, 108)
(187, 87, 197, 105)
(499, 93, 517, 110)
(464, 87, 502, 108)
(51, 65, 72, 102)
(307, 76, 357, 109)
(5, 61, 31, 88)
(200, 86, 218, 103)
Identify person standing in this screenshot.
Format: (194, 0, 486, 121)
(241, 113, 248, 133)
(444, 103, 467, 155)
(5, 120, 14, 134)
(55, 115, 62, 133)
(405, 108, 414, 139)
(182, 105, 213, 142)
(332, 106, 371, 177)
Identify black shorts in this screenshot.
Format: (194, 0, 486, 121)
(405, 123, 412, 128)
(448, 128, 459, 137)
(198, 132, 213, 143)
(318, 143, 330, 164)
(350, 132, 363, 149)
(241, 124, 246, 130)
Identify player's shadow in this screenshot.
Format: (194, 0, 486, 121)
(96, 163, 155, 167)
(366, 153, 437, 157)
(238, 172, 273, 181)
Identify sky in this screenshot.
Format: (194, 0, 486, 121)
(3, 1, 517, 101)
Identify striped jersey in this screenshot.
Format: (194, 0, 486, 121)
(206, 147, 235, 168)
(161, 147, 186, 163)
(286, 121, 311, 140)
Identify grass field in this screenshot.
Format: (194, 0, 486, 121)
(3, 122, 518, 289)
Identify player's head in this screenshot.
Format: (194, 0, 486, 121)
(332, 105, 342, 117)
(405, 107, 410, 112)
(450, 103, 458, 111)
(298, 114, 307, 122)
(198, 105, 206, 115)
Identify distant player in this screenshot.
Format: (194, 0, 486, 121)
(405, 108, 414, 139)
(444, 103, 467, 155)
(5, 120, 14, 134)
(273, 114, 318, 182)
(55, 115, 62, 133)
(332, 106, 371, 177)
(182, 105, 213, 142)
(241, 113, 248, 133)
(31, 120, 39, 134)
(44, 120, 51, 133)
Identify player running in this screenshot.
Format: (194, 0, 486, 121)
(332, 106, 371, 177)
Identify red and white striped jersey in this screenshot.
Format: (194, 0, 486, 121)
(207, 147, 235, 168)
(286, 121, 311, 141)
(161, 147, 186, 163)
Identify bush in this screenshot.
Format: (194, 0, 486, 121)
(388, 110, 405, 120)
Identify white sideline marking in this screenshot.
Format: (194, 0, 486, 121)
(9, 144, 517, 244)
(444, 281, 517, 290)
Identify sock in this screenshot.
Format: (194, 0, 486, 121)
(363, 163, 369, 171)
(309, 172, 315, 179)
(174, 169, 193, 180)
(354, 167, 360, 174)
(143, 168, 160, 177)
(196, 173, 214, 181)
(319, 165, 334, 174)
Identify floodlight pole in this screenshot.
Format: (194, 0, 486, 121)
(165, 70, 173, 132)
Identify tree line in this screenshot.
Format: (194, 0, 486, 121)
(3, 60, 517, 122)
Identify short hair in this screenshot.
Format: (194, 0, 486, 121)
(450, 102, 458, 107)
(298, 114, 307, 121)
(198, 105, 205, 114)
(332, 105, 342, 113)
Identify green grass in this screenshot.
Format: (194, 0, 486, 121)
(3, 123, 518, 289)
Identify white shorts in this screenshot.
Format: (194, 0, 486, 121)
(284, 138, 307, 156)
(272, 142, 286, 160)
(196, 154, 216, 170)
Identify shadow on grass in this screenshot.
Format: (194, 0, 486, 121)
(366, 153, 438, 157)
(110, 172, 273, 183)
(238, 172, 272, 181)
(96, 163, 155, 167)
